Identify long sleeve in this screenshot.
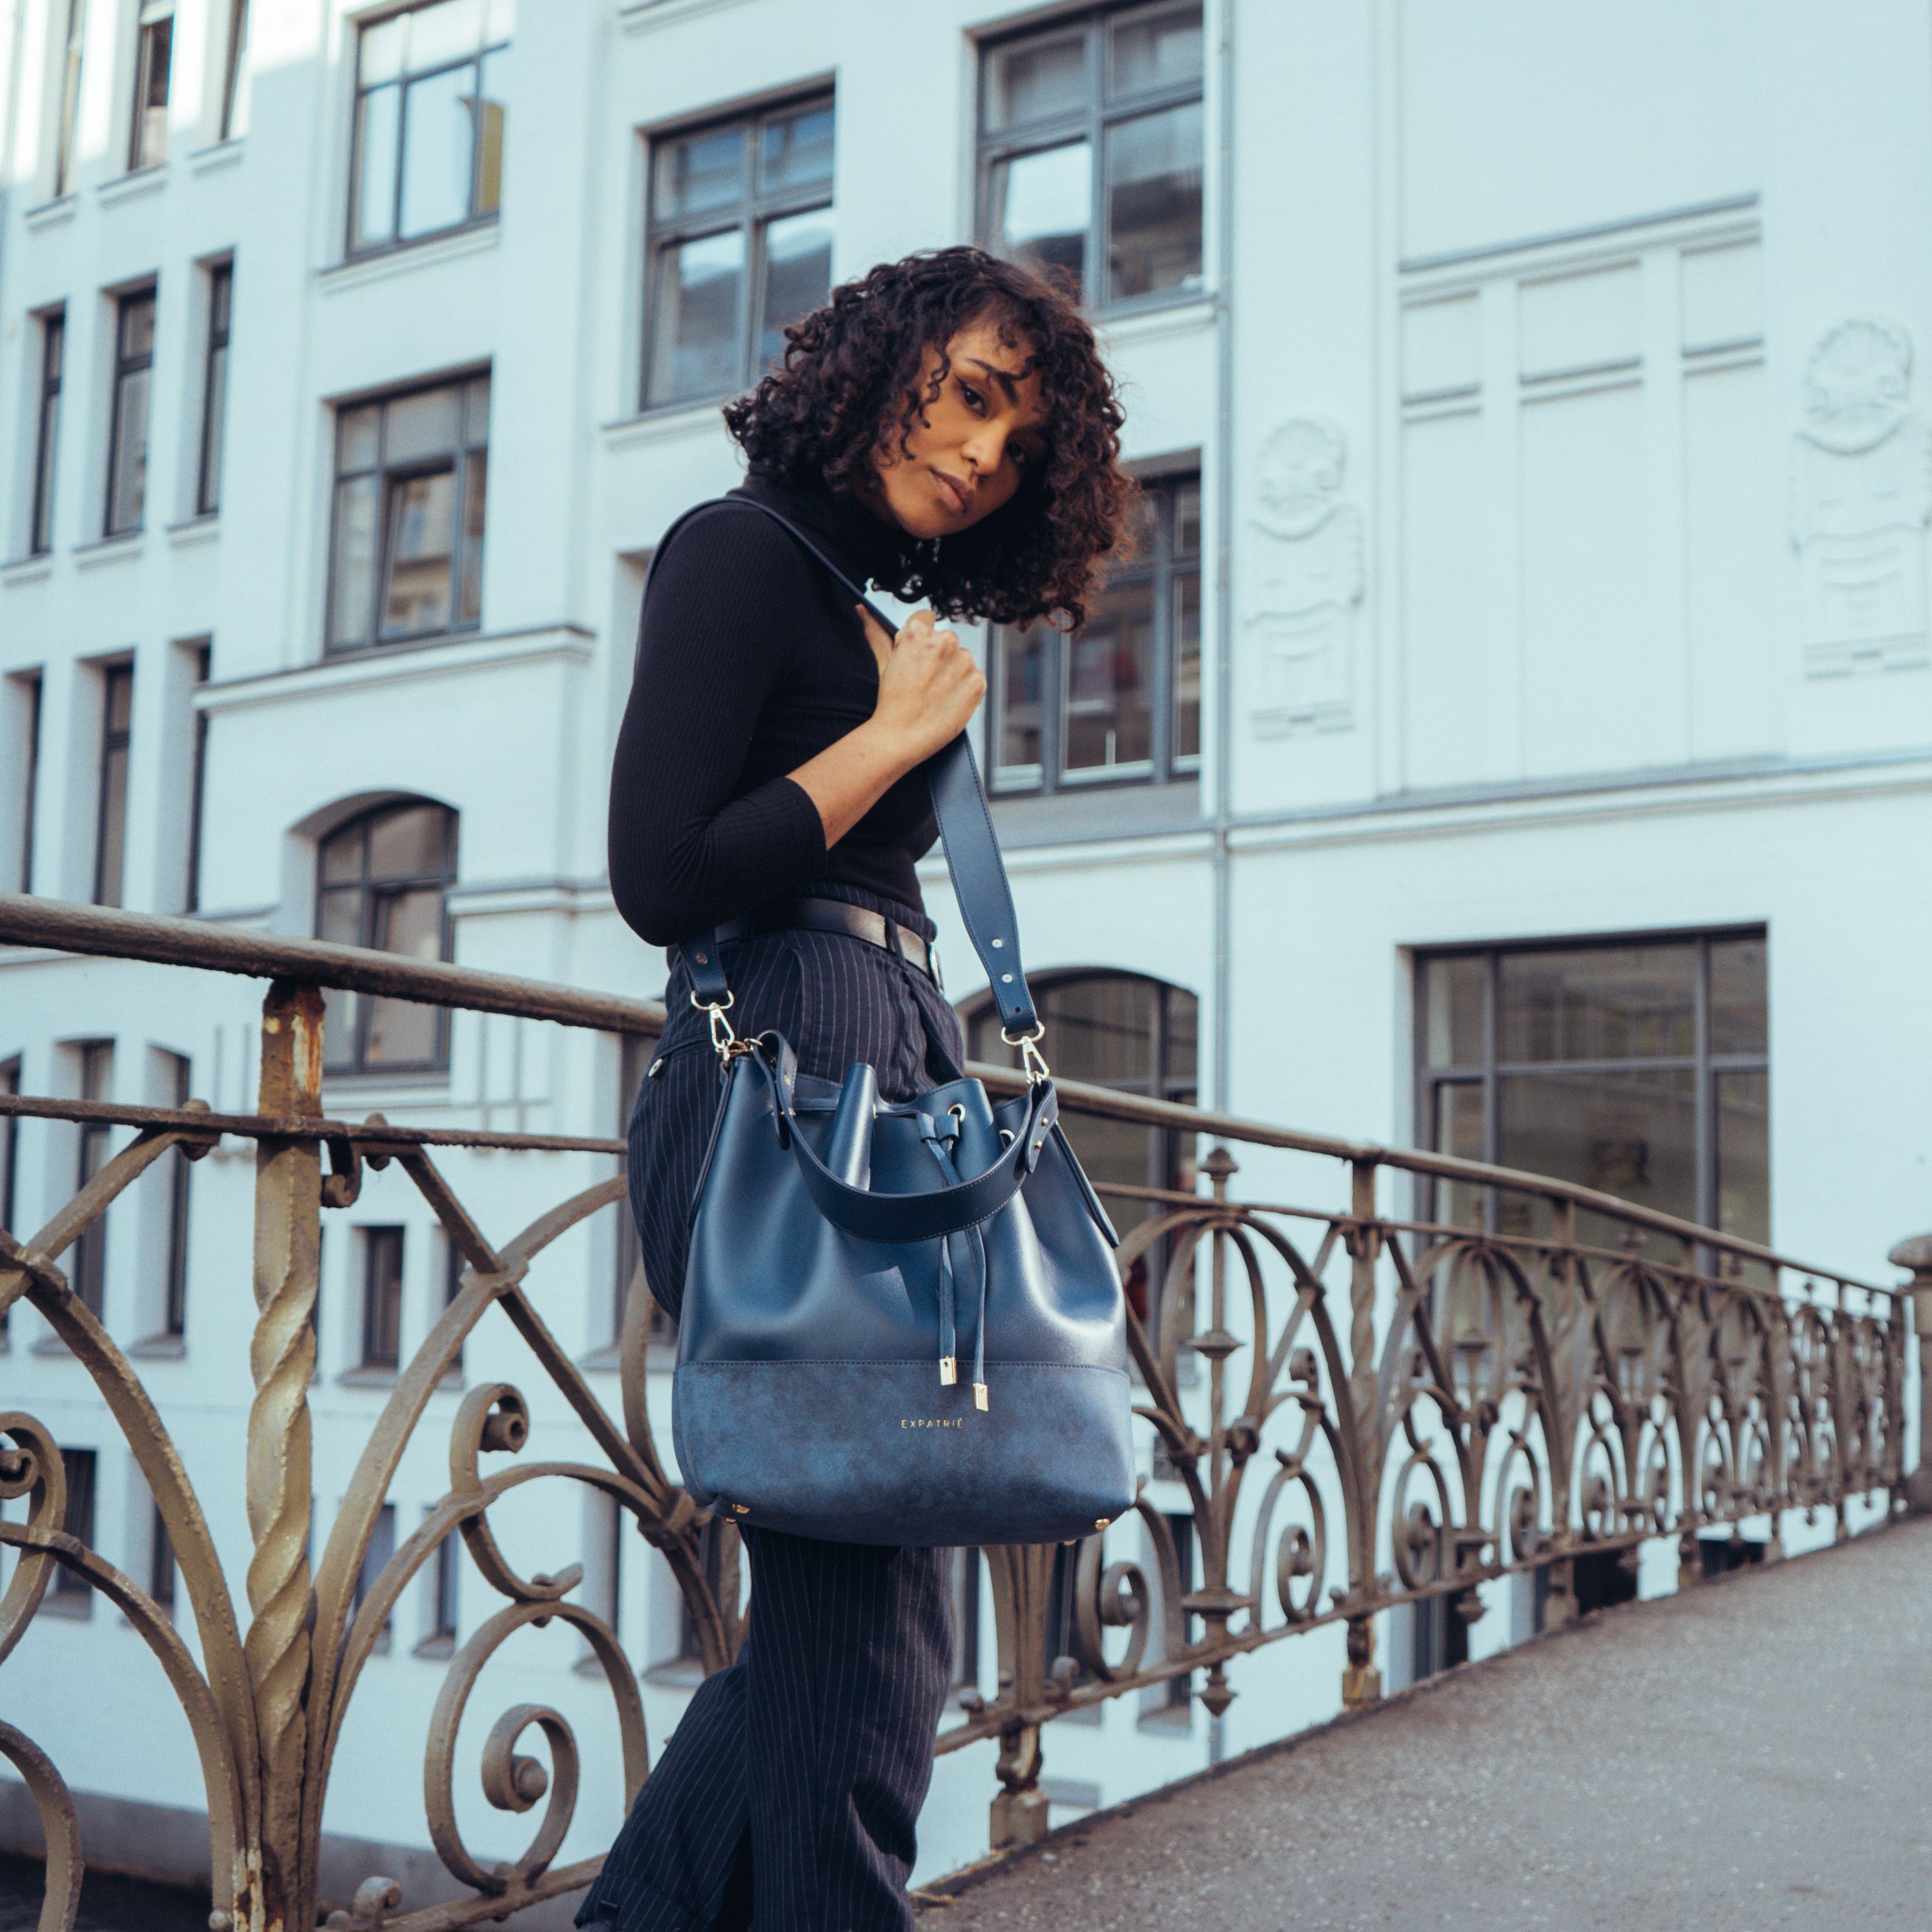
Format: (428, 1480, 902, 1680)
(608, 506, 831, 945)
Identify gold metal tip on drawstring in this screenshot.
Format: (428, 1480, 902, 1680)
(939, 1356, 957, 1386)
(974, 1383, 989, 1411)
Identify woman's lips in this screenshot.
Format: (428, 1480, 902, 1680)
(932, 469, 972, 516)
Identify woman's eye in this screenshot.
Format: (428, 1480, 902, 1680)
(959, 380, 986, 413)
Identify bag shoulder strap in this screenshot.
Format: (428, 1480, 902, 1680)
(656, 494, 1040, 1038)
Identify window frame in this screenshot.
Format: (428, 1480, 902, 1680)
(53, 0, 86, 197)
(93, 661, 133, 908)
(975, 1, 1206, 317)
(638, 89, 836, 413)
(13, 671, 43, 896)
(346, 0, 511, 261)
(197, 262, 233, 518)
(314, 800, 458, 1076)
(218, 0, 251, 142)
(71, 1042, 113, 1319)
(30, 309, 63, 558)
(104, 286, 157, 538)
(988, 470, 1201, 795)
(128, 0, 174, 173)
(162, 1050, 192, 1337)
(184, 642, 211, 911)
(1413, 928, 1771, 1248)
(325, 371, 491, 656)
(1, 1058, 20, 1346)
(49, 1448, 97, 1610)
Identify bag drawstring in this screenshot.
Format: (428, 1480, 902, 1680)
(920, 1111, 989, 1407)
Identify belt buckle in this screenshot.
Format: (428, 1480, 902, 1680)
(926, 934, 945, 992)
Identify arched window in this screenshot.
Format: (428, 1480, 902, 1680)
(966, 970, 1197, 1326)
(316, 800, 456, 1074)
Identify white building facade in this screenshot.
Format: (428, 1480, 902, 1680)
(0, 0, 1926, 1914)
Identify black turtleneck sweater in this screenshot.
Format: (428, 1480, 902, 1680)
(608, 472, 938, 947)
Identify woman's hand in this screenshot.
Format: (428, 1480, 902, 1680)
(786, 606, 986, 850)
(857, 606, 986, 766)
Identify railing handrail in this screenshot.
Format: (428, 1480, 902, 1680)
(0, 892, 1888, 1297)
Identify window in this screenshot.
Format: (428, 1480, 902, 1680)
(94, 662, 133, 907)
(53, 0, 86, 196)
(128, 1, 173, 170)
(1417, 933, 1770, 1257)
(71, 1043, 113, 1319)
(968, 971, 1197, 1328)
(353, 1502, 396, 1649)
(1, 1059, 18, 1345)
(50, 1449, 96, 1611)
(161, 1052, 191, 1337)
(184, 643, 211, 911)
(149, 1499, 175, 1609)
(361, 1227, 405, 1369)
(198, 264, 232, 517)
(105, 288, 156, 537)
(219, 0, 251, 141)
(421, 1521, 458, 1653)
(9, 673, 41, 893)
(30, 311, 63, 557)
(978, 3, 1204, 310)
(328, 374, 490, 652)
(990, 473, 1200, 793)
(350, 0, 511, 256)
(316, 801, 456, 1073)
(642, 95, 834, 409)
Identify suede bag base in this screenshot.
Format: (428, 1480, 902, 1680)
(672, 1360, 1136, 1548)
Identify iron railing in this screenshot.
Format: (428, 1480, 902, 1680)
(0, 892, 1913, 1930)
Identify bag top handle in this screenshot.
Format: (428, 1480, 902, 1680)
(651, 495, 1043, 1043)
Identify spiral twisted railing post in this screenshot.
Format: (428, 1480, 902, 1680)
(244, 979, 326, 1929)
(1889, 1234, 1932, 1514)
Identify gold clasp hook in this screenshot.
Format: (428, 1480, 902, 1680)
(1002, 1021, 1050, 1085)
(693, 990, 755, 1062)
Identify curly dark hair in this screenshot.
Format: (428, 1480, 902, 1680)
(722, 247, 1132, 628)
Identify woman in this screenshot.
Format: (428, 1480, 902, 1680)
(581, 246, 1130, 1932)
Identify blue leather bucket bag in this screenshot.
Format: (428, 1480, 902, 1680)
(667, 501, 1138, 1548)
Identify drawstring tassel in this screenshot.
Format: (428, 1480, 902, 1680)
(969, 1221, 990, 1411)
(937, 1231, 958, 1386)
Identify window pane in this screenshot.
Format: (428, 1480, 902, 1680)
(108, 368, 151, 533)
(364, 888, 445, 1063)
(407, 0, 484, 71)
(1109, 4, 1204, 96)
(384, 384, 462, 462)
(398, 62, 477, 238)
(353, 84, 401, 248)
(463, 375, 490, 446)
(654, 123, 746, 219)
(1498, 1067, 1697, 1243)
(994, 626, 1047, 784)
(759, 101, 833, 192)
(1433, 1079, 1485, 1231)
(1105, 101, 1203, 303)
(338, 404, 381, 473)
(1715, 1068, 1769, 1245)
(1172, 569, 1200, 763)
(1709, 936, 1767, 1057)
(368, 804, 448, 879)
(1175, 479, 1201, 555)
(1423, 955, 1485, 1068)
(318, 886, 365, 1068)
(105, 666, 135, 734)
(648, 230, 745, 403)
(121, 293, 156, 360)
(757, 207, 833, 370)
(319, 826, 365, 885)
(1064, 578, 1155, 775)
(96, 740, 129, 907)
(330, 475, 380, 647)
(985, 31, 1087, 128)
(382, 469, 457, 636)
(987, 141, 1090, 295)
(1498, 946, 1697, 1063)
(1045, 977, 1155, 1087)
(475, 45, 507, 213)
(457, 450, 486, 623)
(200, 340, 228, 513)
(133, 18, 172, 169)
(359, 15, 405, 86)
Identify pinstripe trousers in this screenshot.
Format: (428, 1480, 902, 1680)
(578, 891, 962, 1932)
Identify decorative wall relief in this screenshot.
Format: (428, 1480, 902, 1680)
(1789, 316, 1932, 676)
(1246, 418, 1364, 738)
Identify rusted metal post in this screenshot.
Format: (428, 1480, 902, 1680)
(1340, 1160, 1382, 1707)
(244, 979, 325, 1926)
(1888, 1235, 1932, 1514)
(1341, 1615, 1380, 1708)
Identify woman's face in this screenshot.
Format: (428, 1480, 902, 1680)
(865, 317, 1051, 541)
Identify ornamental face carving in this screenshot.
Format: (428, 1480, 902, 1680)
(1790, 316, 1932, 675)
(1246, 417, 1364, 738)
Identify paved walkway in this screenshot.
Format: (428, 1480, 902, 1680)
(926, 1517, 1932, 1931)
